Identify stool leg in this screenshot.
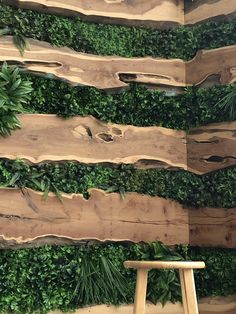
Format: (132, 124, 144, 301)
(179, 269, 199, 314)
(133, 269, 148, 314)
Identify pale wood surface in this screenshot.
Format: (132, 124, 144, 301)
(0, 115, 235, 174)
(179, 269, 199, 314)
(48, 295, 236, 314)
(185, 0, 236, 25)
(134, 269, 148, 314)
(2, 0, 184, 28)
(124, 261, 205, 270)
(187, 121, 236, 174)
(0, 188, 235, 248)
(3, 0, 236, 27)
(0, 114, 187, 169)
(0, 36, 186, 90)
(179, 270, 188, 314)
(0, 36, 236, 90)
(0, 188, 189, 245)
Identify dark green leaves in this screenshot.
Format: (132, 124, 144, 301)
(0, 62, 32, 136)
(22, 73, 236, 130)
(1, 3, 236, 60)
(0, 159, 235, 208)
(216, 84, 236, 120)
(0, 243, 234, 313)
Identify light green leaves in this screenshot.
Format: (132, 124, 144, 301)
(217, 84, 236, 120)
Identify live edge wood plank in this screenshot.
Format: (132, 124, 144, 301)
(0, 114, 187, 170)
(0, 188, 235, 248)
(0, 115, 235, 174)
(1, 0, 185, 28)
(0, 36, 236, 90)
(185, 0, 236, 25)
(187, 121, 236, 175)
(3, 0, 236, 27)
(0, 36, 186, 90)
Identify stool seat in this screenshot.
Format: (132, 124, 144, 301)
(124, 260, 205, 314)
(124, 261, 205, 270)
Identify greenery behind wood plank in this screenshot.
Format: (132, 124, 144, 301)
(0, 159, 235, 208)
(0, 243, 234, 313)
(0, 3, 236, 60)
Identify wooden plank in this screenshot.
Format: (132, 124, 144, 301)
(48, 295, 236, 314)
(0, 115, 235, 174)
(0, 36, 186, 90)
(186, 45, 236, 87)
(1, 0, 184, 28)
(185, 0, 236, 25)
(0, 114, 187, 170)
(0, 188, 189, 246)
(189, 207, 236, 248)
(0, 188, 235, 248)
(1, 36, 236, 90)
(187, 121, 236, 174)
(3, 0, 236, 27)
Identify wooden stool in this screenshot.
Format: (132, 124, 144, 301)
(124, 261, 205, 314)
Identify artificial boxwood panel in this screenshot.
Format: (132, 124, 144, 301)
(23, 74, 235, 130)
(1, 3, 236, 59)
(0, 159, 235, 208)
(0, 243, 235, 314)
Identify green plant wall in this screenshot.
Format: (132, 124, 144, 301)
(0, 1, 235, 313)
(0, 243, 235, 314)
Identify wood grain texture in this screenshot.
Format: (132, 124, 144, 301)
(0, 188, 190, 245)
(187, 121, 236, 174)
(185, 0, 236, 25)
(0, 115, 235, 174)
(3, 0, 236, 27)
(0, 114, 187, 169)
(48, 295, 236, 314)
(0, 188, 235, 248)
(1, 36, 236, 90)
(0, 36, 186, 90)
(1, 0, 184, 28)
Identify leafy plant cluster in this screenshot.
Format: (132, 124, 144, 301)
(23, 73, 236, 129)
(0, 159, 235, 208)
(0, 242, 235, 314)
(1, 3, 236, 60)
(0, 63, 32, 136)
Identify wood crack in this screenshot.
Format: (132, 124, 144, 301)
(0, 188, 235, 248)
(0, 36, 236, 90)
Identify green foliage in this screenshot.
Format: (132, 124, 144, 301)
(13, 33, 28, 55)
(1, 3, 236, 59)
(23, 73, 235, 130)
(0, 243, 234, 313)
(185, 247, 236, 298)
(0, 159, 235, 208)
(216, 84, 236, 120)
(0, 63, 32, 136)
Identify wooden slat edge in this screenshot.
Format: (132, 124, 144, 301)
(0, 114, 187, 170)
(0, 36, 236, 90)
(3, 0, 236, 27)
(187, 121, 236, 174)
(1, 114, 236, 174)
(0, 188, 235, 248)
(1, 0, 185, 28)
(185, 0, 236, 25)
(48, 295, 236, 314)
